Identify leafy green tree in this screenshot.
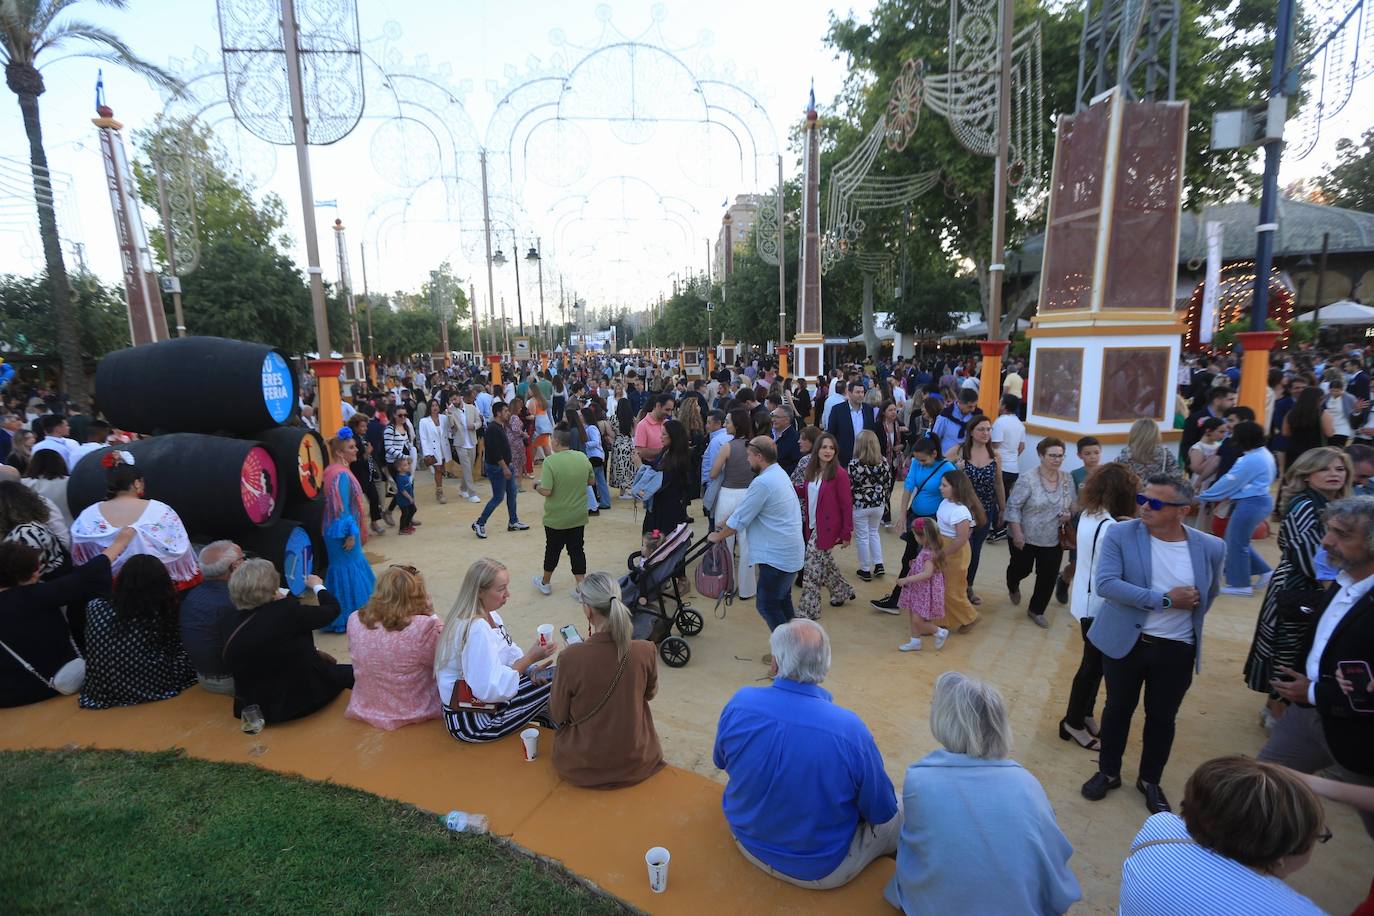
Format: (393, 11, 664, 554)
(2, 0, 180, 404)
(1319, 126, 1374, 213)
(0, 272, 129, 361)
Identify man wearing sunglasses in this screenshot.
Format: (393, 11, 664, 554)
(1081, 474, 1224, 816)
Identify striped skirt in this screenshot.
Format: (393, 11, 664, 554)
(442, 675, 555, 743)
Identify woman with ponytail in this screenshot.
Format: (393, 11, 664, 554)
(550, 572, 665, 788)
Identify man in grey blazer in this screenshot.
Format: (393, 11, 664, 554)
(1081, 474, 1225, 815)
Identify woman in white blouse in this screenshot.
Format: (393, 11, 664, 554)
(433, 557, 557, 743)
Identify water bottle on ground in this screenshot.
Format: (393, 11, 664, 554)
(441, 810, 489, 834)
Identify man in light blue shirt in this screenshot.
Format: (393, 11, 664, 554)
(707, 436, 803, 630)
(713, 619, 900, 888)
(473, 385, 494, 423)
(701, 409, 730, 489)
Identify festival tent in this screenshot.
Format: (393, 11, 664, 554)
(952, 317, 1031, 337)
(1293, 300, 1374, 325)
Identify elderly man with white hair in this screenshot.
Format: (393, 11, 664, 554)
(885, 671, 1081, 914)
(178, 540, 245, 695)
(712, 618, 899, 889)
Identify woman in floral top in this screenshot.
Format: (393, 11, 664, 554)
(848, 430, 892, 581)
(1005, 437, 1076, 628)
(346, 565, 444, 730)
(70, 456, 200, 589)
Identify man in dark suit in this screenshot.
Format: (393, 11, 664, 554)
(825, 381, 878, 466)
(1263, 495, 1374, 837)
(769, 404, 801, 475)
(1081, 474, 1225, 815)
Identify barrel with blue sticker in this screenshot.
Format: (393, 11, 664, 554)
(95, 337, 298, 435)
(282, 525, 314, 595)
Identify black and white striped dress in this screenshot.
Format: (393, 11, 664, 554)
(439, 616, 555, 743)
(1243, 490, 1327, 693)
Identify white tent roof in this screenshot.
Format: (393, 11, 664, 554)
(953, 318, 1030, 338)
(1294, 300, 1374, 325)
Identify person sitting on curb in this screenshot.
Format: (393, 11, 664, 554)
(712, 618, 899, 889)
(179, 540, 245, 696)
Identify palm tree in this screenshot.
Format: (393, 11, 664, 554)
(1, 0, 180, 406)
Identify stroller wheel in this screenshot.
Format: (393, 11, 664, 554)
(660, 636, 691, 668)
(675, 608, 704, 637)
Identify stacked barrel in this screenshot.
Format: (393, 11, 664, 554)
(68, 337, 326, 592)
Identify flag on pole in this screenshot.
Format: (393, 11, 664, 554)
(95, 70, 104, 112)
(314, 199, 338, 208)
(807, 79, 815, 113)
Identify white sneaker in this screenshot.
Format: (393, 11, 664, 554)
(898, 638, 922, 652)
(618, 492, 634, 500)
(934, 628, 949, 650)
(465, 493, 481, 503)
(531, 576, 552, 596)
(1219, 586, 1254, 597)
(1255, 571, 1274, 590)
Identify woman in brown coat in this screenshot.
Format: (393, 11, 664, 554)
(549, 572, 665, 788)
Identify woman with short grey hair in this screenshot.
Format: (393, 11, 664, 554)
(885, 672, 1082, 914)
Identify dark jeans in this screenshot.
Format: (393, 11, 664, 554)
(756, 563, 797, 631)
(966, 506, 998, 588)
(478, 464, 519, 525)
(1097, 635, 1196, 784)
(994, 472, 1019, 533)
(1007, 542, 1063, 617)
(399, 501, 416, 528)
(543, 525, 587, 575)
(1064, 617, 1103, 729)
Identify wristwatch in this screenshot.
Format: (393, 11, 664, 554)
(1161, 595, 1172, 609)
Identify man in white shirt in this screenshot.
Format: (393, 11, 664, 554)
(1263, 496, 1374, 837)
(446, 392, 483, 503)
(989, 394, 1026, 539)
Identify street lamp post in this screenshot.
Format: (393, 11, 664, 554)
(511, 229, 525, 339)
(527, 241, 545, 355)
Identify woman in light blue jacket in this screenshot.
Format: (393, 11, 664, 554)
(1197, 420, 1278, 595)
(885, 672, 1082, 915)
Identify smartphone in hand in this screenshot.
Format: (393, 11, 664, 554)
(1338, 661, 1374, 713)
(560, 624, 583, 645)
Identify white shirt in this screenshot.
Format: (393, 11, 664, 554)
(30, 436, 77, 472)
(1144, 537, 1195, 642)
(436, 612, 523, 707)
(849, 405, 865, 442)
(1306, 569, 1374, 703)
(990, 414, 1025, 473)
(1071, 511, 1119, 621)
(339, 401, 356, 422)
(807, 480, 820, 531)
(936, 499, 973, 538)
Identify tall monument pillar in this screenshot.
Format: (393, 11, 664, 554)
(793, 98, 824, 379)
(93, 102, 169, 346)
(722, 213, 734, 280)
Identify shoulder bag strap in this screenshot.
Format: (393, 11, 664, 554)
(220, 613, 257, 664)
(1086, 519, 1111, 596)
(0, 636, 63, 690)
(560, 650, 631, 729)
(1127, 837, 1196, 857)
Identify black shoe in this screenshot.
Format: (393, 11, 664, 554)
(1009, 587, 1022, 606)
(472, 521, 487, 539)
(987, 528, 1007, 542)
(1137, 779, 1172, 814)
(857, 568, 873, 582)
(870, 595, 900, 612)
(1081, 771, 1122, 801)
(874, 563, 885, 577)
(1055, 575, 1070, 605)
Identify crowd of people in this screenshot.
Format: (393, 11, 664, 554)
(1, 341, 1373, 913)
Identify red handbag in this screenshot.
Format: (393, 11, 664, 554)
(1210, 516, 1270, 540)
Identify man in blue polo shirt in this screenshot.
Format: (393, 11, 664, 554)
(713, 619, 899, 888)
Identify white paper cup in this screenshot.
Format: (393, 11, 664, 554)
(537, 624, 555, 646)
(520, 727, 540, 761)
(645, 846, 670, 893)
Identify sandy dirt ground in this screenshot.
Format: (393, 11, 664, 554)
(318, 471, 1370, 914)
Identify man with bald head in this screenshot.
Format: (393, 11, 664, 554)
(707, 436, 804, 632)
(180, 540, 246, 695)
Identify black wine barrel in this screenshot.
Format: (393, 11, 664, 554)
(96, 337, 297, 435)
(284, 498, 329, 575)
(68, 436, 284, 535)
(233, 520, 317, 595)
(251, 426, 325, 505)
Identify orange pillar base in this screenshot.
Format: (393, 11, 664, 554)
(976, 340, 1010, 418)
(487, 353, 502, 388)
(311, 359, 346, 438)
(778, 346, 790, 380)
(1236, 331, 1281, 421)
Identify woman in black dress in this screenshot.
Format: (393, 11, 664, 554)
(1281, 386, 1331, 469)
(642, 419, 692, 536)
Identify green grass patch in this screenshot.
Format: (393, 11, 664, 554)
(0, 749, 632, 915)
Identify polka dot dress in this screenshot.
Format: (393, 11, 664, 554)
(78, 598, 198, 709)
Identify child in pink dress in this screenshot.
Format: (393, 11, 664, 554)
(896, 517, 950, 652)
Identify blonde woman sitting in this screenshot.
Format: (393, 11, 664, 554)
(345, 564, 444, 730)
(434, 558, 557, 743)
(550, 572, 665, 788)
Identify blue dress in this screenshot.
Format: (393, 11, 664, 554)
(322, 473, 375, 633)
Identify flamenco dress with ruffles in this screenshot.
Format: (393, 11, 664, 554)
(321, 465, 375, 633)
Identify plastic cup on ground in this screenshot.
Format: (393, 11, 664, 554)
(241, 704, 265, 735)
(537, 624, 555, 646)
(520, 727, 540, 761)
(645, 846, 670, 893)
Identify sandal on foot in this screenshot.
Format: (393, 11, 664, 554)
(1059, 719, 1100, 750)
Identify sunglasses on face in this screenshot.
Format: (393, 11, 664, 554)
(1137, 494, 1189, 510)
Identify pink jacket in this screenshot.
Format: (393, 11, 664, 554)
(345, 612, 443, 730)
(796, 466, 854, 551)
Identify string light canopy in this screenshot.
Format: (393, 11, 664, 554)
(1184, 261, 1296, 349)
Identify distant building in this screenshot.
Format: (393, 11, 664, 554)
(715, 194, 764, 282)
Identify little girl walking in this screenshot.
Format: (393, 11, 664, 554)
(896, 517, 950, 652)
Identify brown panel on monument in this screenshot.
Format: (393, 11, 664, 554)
(802, 349, 820, 378)
(1099, 348, 1171, 423)
(1039, 104, 1111, 312)
(1031, 348, 1083, 421)
(1103, 103, 1187, 310)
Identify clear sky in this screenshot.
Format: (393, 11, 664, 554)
(0, 0, 1367, 320)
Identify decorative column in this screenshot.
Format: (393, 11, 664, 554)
(331, 219, 365, 385)
(792, 98, 825, 378)
(313, 358, 345, 438)
(1237, 331, 1282, 418)
(93, 103, 169, 346)
(722, 213, 734, 280)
